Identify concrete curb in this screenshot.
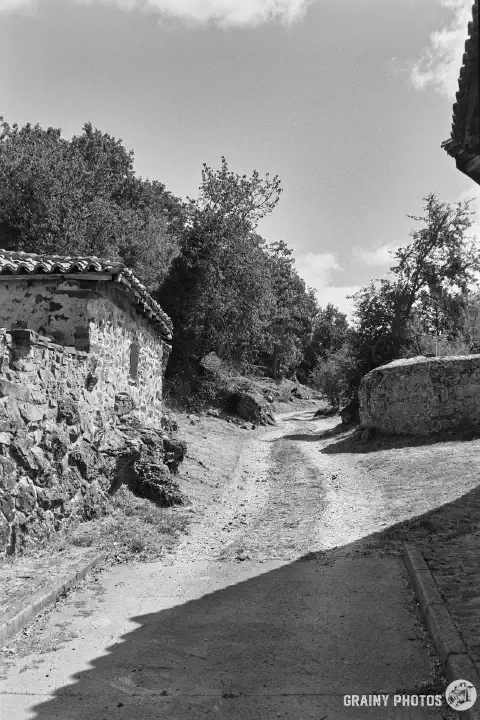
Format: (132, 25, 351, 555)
(0, 550, 107, 648)
(404, 543, 480, 720)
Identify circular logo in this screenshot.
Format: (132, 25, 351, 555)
(445, 679, 477, 711)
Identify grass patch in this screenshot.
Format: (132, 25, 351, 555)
(74, 485, 192, 563)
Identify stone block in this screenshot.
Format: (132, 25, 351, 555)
(36, 483, 67, 509)
(0, 457, 17, 491)
(56, 398, 80, 426)
(114, 392, 135, 417)
(10, 438, 40, 472)
(18, 402, 46, 424)
(14, 478, 37, 515)
(0, 380, 31, 402)
(0, 493, 14, 522)
(0, 514, 10, 548)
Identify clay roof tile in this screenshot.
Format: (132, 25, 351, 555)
(0, 250, 172, 340)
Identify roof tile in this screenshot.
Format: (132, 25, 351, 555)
(0, 250, 173, 339)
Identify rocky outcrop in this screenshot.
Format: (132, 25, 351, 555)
(0, 329, 185, 555)
(359, 354, 480, 435)
(199, 356, 276, 426)
(229, 391, 275, 426)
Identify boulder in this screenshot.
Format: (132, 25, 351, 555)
(227, 391, 275, 426)
(132, 462, 185, 507)
(163, 437, 187, 473)
(340, 396, 360, 425)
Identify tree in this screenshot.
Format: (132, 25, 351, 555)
(157, 158, 283, 374)
(349, 193, 480, 388)
(387, 193, 478, 348)
(299, 303, 351, 381)
(310, 344, 356, 408)
(260, 240, 319, 380)
(0, 118, 181, 290)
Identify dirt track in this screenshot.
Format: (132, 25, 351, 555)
(0, 408, 451, 719)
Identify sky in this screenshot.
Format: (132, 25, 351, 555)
(1, 0, 479, 317)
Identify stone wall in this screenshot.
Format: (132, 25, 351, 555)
(87, 295, 164, 429)
(359, 355, 480, 435)
(0, 278, 91, 347)
(0, 278, 166, 429)
(0, 328, 182, 555)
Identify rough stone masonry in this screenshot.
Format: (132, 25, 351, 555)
(359, 354, 480, 435)
(0, 251, 185, 555)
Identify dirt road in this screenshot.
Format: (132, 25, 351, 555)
(0, 410, 446, 719)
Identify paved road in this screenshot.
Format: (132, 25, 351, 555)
(0, 411, 444, 719)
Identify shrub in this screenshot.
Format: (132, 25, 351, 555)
(310, 344, 356, 408)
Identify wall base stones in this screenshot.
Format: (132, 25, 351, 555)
(359, 354, 480, 436)
(0, 329, 185, 556)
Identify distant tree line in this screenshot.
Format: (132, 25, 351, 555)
(1, 119, 478, 407)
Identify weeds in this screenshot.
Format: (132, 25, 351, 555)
(70, 531, 94, 548)
(129, 536, 146, 553)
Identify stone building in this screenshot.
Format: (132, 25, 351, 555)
(0, 251, 180, 555)
(442, 0, 479, 185)
(0, 250, 173, 429)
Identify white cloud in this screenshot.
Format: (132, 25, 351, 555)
(294, 251, 340, 291)
(0, 0, 34, 10)
(0, 0, 314, 26)
(294, 252, 358, 318)
(410, 0, 473, 98)
(354, 241, 400, 267)
(315, 285, 361, 320)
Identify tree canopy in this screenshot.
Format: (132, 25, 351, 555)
(0, 119, 181, 290)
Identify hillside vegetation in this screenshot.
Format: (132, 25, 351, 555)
(1, 117, 480, 408)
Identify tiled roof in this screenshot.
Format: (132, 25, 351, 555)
(0, 250, 173, 339)
(442, 1, 479, 181)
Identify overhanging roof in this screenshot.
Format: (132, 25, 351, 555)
(442, 1, 480, 184)
(0, 250, 173, 340)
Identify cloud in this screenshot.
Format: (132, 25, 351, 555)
(410, 0, 473, 98)
(354, 242, 400, 267)
(0, 0, 314, 26)
(315, 285, 361, 320)
(294, 252, 340, 291)
(294, 252, 359, 318)
(0, 0, 34, 10)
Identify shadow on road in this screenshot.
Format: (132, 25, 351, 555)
(24, 483, 480, 720)
(322, 426, 480, 455)
(273, 422, 349, 444)
(276, 409, 480, 455)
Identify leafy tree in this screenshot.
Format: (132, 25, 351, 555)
(260, 240, 319, 380)
(310, 344, 356, 408)
(387, 192, 479, 348)
(299, 303, 351, 381)
(0, 118, 181, 289)
(157, 158, 283, 374)
(349, 193, 480, 390)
